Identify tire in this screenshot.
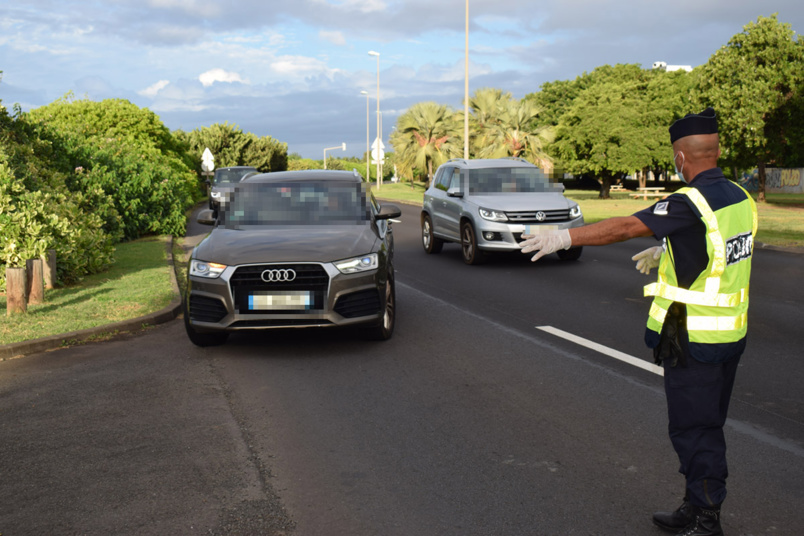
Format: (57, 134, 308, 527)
(557, 246, 583, 261)
(421, 214, 443, 254)
(461, 221, 486, 265)
(183, 298, 229, 347)
(362, 275, 396, 341)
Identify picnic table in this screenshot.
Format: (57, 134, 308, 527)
(630, 187, 667, 200)
(609, 184, 627, 192)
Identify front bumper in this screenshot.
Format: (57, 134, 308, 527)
(474, 217, 585, 251)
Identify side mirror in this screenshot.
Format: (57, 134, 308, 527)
(447, 187, 464, 198)
(197, 209, 216, 225)
(376, 204, 402, 220)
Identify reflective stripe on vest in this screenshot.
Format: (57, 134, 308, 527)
(648, 302, 748, 331)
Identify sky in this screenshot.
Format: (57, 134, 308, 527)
(1, 1, 802, 160)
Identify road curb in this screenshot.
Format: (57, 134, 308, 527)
(0, 237, 183, 361)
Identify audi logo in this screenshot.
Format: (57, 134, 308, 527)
(261, 269, 297, 282)
(535, 211, 547, 222)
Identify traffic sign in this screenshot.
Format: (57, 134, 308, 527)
(371, 138, 385, 162)
(201, 148, 215, 172)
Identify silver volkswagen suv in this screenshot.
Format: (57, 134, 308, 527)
(421, 158, 584, 264)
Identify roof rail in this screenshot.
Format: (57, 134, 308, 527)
(501, 156, 531, 163)
(445, 158, 469, 164)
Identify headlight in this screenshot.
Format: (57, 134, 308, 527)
(334, 253, 378, 274)
(210, 191, 221, 199)
(570, 205, 582, 219)
(190, 259, 227, 278)
(479, 208, 508, 222)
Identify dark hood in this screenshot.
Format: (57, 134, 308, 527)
(194, 224, 380, 265)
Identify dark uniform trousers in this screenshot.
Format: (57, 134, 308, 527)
(663, 352, 741, 508)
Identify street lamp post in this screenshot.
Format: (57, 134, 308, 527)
(368, 50, 380, 189)
(323, 143, 346, 170)
(361, 90, 370, 183)
(464, 0, 470, 160)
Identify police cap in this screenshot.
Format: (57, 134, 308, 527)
(669, 107, 718, 143)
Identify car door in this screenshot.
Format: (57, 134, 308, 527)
(440, 167, 463, 240)
(430, 166, 453, 240)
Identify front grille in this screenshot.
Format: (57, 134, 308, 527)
(334, 289, 381, 318)
(229, 264, 329, 314)
(189, 295, 228, 323)
(506, 209, 571, 223)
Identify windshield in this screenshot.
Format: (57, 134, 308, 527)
(467, 167, 562, 194)
(218, 182, 370, 227)
(214, 168, 256, 185)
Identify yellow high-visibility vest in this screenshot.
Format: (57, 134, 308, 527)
(644, 185, 758, 344)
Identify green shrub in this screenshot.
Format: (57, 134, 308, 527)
(28, 97, 199, 240)
(0, 162, 114, 291)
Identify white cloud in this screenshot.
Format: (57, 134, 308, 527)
(310, 0, 387, 13)
(319, 30, 346, 46)
(270, 56, 339, 78)
(139, 80, 170, 97)
(198, 68, 247, 87)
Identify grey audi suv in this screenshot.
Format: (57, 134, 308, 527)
(421, 158, 585, 264)
(184, 170, 401, 346)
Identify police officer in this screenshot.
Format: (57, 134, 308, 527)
(519, 108, 757, 536)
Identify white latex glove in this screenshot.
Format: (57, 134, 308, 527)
(631, 246, 663, 275)
(519, 229, 572, 262)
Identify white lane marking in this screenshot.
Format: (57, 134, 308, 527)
(536, 325, 664, 377)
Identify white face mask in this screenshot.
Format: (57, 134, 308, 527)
(674, 152, 686, 183)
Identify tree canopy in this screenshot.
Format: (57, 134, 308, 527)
(176, 122, 288, 174)
(696, 13, 804, 201)
(549, 65, 692, 197)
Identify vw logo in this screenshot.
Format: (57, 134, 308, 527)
(535, 211, 547, 222)
(261, 269, 296, 283)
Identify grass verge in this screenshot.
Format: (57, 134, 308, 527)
(0, 236, 176, 346)
(373, 183, 803, 248)
(370, 181, 427, 205)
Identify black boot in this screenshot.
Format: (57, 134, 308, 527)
(675, 506, 723, 536)
(653, 496, 694, 532)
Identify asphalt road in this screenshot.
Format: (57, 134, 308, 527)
(1, 202, 802, 535)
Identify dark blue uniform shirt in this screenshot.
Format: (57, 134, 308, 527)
(633, 168, 749, 363)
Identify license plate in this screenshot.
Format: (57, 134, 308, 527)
(524, 224, 558, 234)
(248, 291, 312, 311)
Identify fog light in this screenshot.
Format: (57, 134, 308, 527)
(483, 231, 501, 241)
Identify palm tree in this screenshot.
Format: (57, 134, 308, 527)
(470, 89, 555, 172)
(390, 102, 462, 184)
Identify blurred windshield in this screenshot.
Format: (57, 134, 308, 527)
(219, 182, 370, 227)
(214, 168, 256, 185)
(467, 167, 562, 194)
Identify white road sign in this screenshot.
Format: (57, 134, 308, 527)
(201, 148, 215, 172)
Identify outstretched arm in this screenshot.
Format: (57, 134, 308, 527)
(568, 216, 653, 246)
(520, 216, 655, 262)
